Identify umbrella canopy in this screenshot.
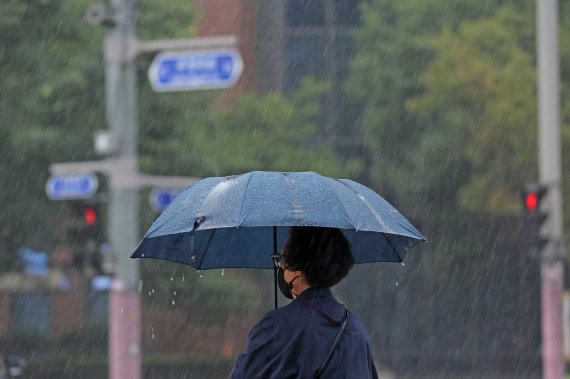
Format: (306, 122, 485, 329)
(132, 171, 426, 269)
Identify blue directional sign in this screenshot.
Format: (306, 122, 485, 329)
(45, 174, 99, 200)
(148, 49, 244, 92)
(149, 188, 182, 212)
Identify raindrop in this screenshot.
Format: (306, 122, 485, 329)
(182, 275, 185, 282)
(197, 270, 204, 278)
(141, 253, 145, 257)
(221, 269, 225, 276)
(401, 262, 405, 266)
(151, 289, 155, 294)
(151, 333, 155, 339)
(172, 300, 176, 306)
(173, 291, 177, 296)
(138, 280, 143, 292)
(395, 282, 399, 287)
(170, 277, 174, 281)
(121, 308, 125, 313)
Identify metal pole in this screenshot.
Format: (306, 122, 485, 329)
(105, 0, 141, 378)
(537, 1, 565, 378)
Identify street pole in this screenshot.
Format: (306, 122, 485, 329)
(105, 0, 141, 378)
(76, 4, 239, 378)
(537, 1, 565, 378)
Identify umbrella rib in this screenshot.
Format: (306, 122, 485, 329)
(334, 179, 389, 231)
(324, 177, 356, 229)
(282, 172, 303, 217)
(238, 172, 255, 226)
(196, 229, 217, 269)
(333, 179, 402, 260)
(384, 233, 403, 262)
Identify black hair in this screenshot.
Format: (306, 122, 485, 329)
(283, 226, 354, 288)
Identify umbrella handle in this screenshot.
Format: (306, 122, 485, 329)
(273, 226, 278, 309)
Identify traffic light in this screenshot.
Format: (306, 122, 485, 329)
(83, 205, 98, 226)
(67, 200, 105, 274)
(520, 183, 548, 255)
(69, 200, 102, 239)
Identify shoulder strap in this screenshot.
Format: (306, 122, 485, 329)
(300, 297, 342, 326)
(316, 308, 349, 378)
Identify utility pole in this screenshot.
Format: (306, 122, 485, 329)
(537, 1, 565, 378)
(103, 0, 142, 378)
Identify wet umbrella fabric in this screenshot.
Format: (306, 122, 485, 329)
(132, 171, 426, 270)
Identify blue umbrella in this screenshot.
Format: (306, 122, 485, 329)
(132, 171, 426, 306)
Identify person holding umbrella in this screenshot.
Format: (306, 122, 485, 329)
(230, 226, 379, 379)
(132, 171, 425, 376)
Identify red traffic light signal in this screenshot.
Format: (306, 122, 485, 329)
(84, 207, 97, 225)
(525, 192, 539, 211)
(521, 183, 547, 212)
(69, 201, 100, 229)
(520, 183, 549, 255)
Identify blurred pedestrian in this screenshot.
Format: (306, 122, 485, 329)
(230, 226, 379, 379)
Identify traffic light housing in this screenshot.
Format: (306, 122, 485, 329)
(83, 206, 98, 226)
(69, 200, 102, 239)
(520, 183, 548, 255)
(67, 200, 105, 274)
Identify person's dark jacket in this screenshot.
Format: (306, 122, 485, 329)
(230, 287, 379, 379)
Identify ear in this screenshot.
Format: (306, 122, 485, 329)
(284, 267, 302, 282)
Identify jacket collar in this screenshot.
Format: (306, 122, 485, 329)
(297, 286, 333, 300)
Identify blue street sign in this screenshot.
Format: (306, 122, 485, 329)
(45, 174, 99, 200)
(148, 49, 244, 92)
(149, 188, 182, 212)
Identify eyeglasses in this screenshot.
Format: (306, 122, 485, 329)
(271, 254, 285, 268)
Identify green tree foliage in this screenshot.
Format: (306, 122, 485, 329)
(0, 0, 203, 265)
(0, 0, 106, 254)
(169, 77, 360, 177)
(344, 1, 530, 286)
(347, 0, 525, 204)
(409, 8, 537, 215)
(393, 2, 570, 227)
(345, 0, 549, 271)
